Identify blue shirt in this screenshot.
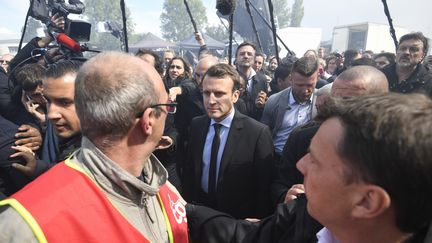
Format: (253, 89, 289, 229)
(273, 90, 313, 154)
(201, 109, 235, 193)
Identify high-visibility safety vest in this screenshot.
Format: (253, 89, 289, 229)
(0, 159, 189, 243)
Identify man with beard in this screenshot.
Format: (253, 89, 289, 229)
(235, 42, 268, 120)
(381, 32, 432, 97)
(261, 56, 318, 159)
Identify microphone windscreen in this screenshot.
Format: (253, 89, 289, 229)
(56, 33, 81, 52)
(216, 0, 236, 16)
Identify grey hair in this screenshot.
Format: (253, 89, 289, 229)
(75, 52, 159, 145)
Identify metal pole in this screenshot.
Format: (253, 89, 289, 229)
(120, 0, 129, 52)
(245, 0, 263, 53)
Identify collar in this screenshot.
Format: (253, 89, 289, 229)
(316, 227, 339, 243)
(248, 68, 257, 80)
(289, 89, 314, 106)
(210, 108, 235, 129)
(73, 137, 168, 201)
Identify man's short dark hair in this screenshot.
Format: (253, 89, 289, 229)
(235, 41, 257, 57)
(350, 57, 377, 68)
(398, 32, 429, 55)
(291, 56, 318, 77)
(135, 48, 163, 75)
(203, 63, 242, 92)
(11, 64, 45, 91)
(343, 49, 361, 67)
(274, 63, 293, 81)
(45, 60, 83, 79)
(318, 93, 432, 233)
(374, 52, 396, 64)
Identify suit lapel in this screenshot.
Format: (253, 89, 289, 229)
(274, 88, 291, 135)
(217, 111, 244, 186)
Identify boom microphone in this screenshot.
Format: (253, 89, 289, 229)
(54, 32, 81, 52)
(216, 0, 236, 16)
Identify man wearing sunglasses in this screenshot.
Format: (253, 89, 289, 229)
(0, 52, 188, 243)
(0, 53, 14, 73)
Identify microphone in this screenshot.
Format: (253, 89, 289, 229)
(53, 33, 81, 53)
(216, 0, 236, 16)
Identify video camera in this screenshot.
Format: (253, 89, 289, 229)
(30, 0, 91, 54)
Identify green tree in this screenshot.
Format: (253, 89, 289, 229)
(273, 0, 291, 29)
(205, 24, 228, 42)
(160, 0, 208, 42)
(83, 0, 135, 50)
(290, 0, 304, 27)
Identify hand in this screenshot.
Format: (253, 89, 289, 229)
(21, 92, 46, 124)
(255, 90, 268, 108)
(284, 184, 305, 204)
(51, 13, 65, 30)
(194, 32, 206, 46)
(169, 87, 182, 102)
(38, 47, 64, 66)
(10, 145, 37, 177)
(156, 136, 174, 150)
(15, 125, 43, 151)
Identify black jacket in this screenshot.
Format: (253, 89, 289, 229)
(186, 194, 322, 243)
(382, 63, 432, 97)
(182, 111, 275, 219)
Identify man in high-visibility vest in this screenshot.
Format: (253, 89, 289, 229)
(0, 52, 188, 243)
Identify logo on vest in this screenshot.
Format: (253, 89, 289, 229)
(168, 194, 187, 224)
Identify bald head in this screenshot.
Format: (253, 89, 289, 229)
(195, 56, 219, 85)
(75, 52, 165, 142)
(331, 65, 388, 98)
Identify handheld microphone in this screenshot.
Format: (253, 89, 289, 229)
(216, 0, 236, 16)
(54, 33, 81, 53)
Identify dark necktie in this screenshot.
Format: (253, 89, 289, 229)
(208, 123, 222, 200)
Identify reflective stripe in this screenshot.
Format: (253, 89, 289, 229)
(64, 156, 85, 173)
(157, 194, 174, 243)
(0, 198, 48, 243)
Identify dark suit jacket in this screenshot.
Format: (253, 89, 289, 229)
(241, 73, 268, 120)
(186, 194, 322, 243)
(271, 121, 320, 204)
(182, 110, 275, 219)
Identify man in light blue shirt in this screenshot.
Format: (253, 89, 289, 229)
(261, 56, 318, 155)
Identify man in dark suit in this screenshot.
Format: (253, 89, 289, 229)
(235, 41, 269, 120)
(182, 63, 274, 219)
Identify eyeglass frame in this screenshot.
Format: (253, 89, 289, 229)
(135, 102, 177, 118)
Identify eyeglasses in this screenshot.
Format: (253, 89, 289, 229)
(151, 102, 177, 114)
(136, 101, 177, 118)
(0, 60, 10, 65)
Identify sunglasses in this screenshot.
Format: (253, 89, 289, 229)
(0, 60, 10, 64)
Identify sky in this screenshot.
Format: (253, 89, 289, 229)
(1, 0, 431, 42)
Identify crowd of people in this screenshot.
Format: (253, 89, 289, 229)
(0, 20, 432, 243)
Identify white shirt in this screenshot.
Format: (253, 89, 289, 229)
(316, 227, 340, 243)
